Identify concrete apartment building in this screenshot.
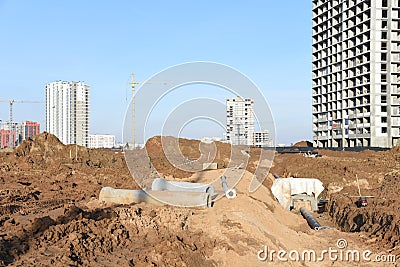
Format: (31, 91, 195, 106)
(0, 122, 18, 148)
(0, 121, 39, 148)
(21, 121, 40, 140)
(226, 97, 254, 145)
(89, 134, 116, 149)
(312, 0, 400, 148)
(46, 81, 90, 147)
(253, 131, 272, 148)
(0, 130, 15, 149)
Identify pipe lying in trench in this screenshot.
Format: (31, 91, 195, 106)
(151, 177, 215, 194)
(99, 187, 212, 208)
(300, 207, 321, 230)
(221, 176, 237, 199)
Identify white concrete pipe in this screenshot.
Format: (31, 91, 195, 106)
(99, 187, 212, 208)
(151, 177, 215, 195)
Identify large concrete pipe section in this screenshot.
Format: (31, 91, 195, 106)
(151, 177, 215, 194)
(99, 187, 212, 208)
(221, 176, 237, 199)
(300, 207, 321, 230)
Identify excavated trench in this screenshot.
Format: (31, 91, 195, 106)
(327, 174, 400, 253)
(269, 148, 400, 254)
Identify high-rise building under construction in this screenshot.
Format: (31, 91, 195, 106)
(226, 97, 255, 145)
(312, 0, 400, 148)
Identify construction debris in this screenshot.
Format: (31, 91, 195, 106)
(203, 163, 218, 170)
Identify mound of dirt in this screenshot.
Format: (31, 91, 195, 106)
(1, 203, 216, 266)
(0, 133, 138, 249)
(293, 140, 313, 147)
(0, 133, 396, 266)
(14, 132, 65, 158)
(145, 136, 273, 183)
(145, 136, 233, 179)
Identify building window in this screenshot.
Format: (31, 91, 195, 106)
(381, 117, 387, 123)
(382, 127, 387, 134)
(382, 106, 387, 112)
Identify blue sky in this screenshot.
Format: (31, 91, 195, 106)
(0, 1, 312, 145)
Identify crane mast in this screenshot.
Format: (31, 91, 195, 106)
(129, 72, 173, 148)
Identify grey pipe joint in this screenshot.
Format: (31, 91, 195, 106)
(221, 176, 237, 199)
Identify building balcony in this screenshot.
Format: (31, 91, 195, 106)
(348, 112, 370, 119)
(348, 114, 356, 119)
(349, 133, 371, 139)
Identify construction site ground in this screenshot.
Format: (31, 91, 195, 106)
(0, 133, 399, 266)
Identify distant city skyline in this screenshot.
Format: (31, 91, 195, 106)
(0, 120, 40, 148)
(0, 1, 312, 145)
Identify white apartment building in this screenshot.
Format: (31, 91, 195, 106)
(226, 97, 254, 145)
(89, 134, 116, 149)
(46, 81, 90, 147)
(312, 0, 400, 148)
(253, 131, 272, 148)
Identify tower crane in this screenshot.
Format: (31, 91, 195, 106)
(129, 72, 173, 148)
(0, 99, 43, 148)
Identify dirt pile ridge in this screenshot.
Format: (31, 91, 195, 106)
(145, 136, 272, 182)
(293, 141, 313, 147)
(0, 133, 139, 264)
(14, 132, 65, 158)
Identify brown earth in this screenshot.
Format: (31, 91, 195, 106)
(270, 148, 400, 256)
(0, 133, 399, 266)
(292, 141, 313, 147)
(144, 136, 273, 188)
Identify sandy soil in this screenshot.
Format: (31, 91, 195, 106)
(0, 133, 398, 266)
